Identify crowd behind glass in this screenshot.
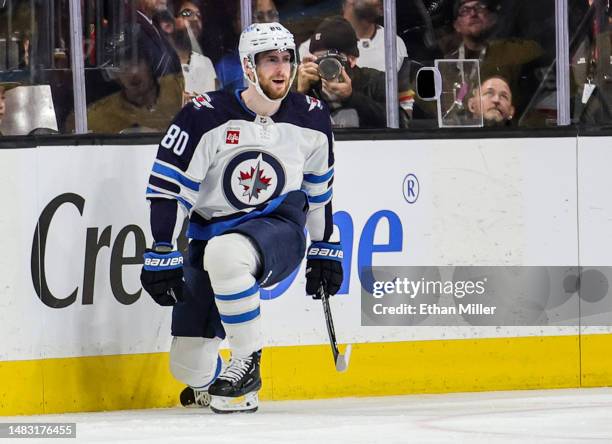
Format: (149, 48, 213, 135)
(0, 0, 608, 135)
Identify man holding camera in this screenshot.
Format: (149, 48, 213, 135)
(297, 16, 404, 128)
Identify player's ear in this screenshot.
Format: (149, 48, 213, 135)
(243, 57, 256, 82)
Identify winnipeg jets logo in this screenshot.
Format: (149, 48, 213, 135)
(223, 151, 286, 210)
(192, 93, 214, 110)
(238, 155, 272, 202)
(306, 96, 322, 112)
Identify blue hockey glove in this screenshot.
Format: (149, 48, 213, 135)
(305, 242, 343, 298)
(140, 245, 184, 306)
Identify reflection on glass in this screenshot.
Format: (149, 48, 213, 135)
(158, 0, 218, 102)
(297, 15, 394, 128)
(79, 54, 183, 134)
(398, 0, 555, 129)
(570, 0, 612, 125)
(0, 0, 71, 135)
(436, 59, 483, 127)
(81, 0, 236, 134)
(290, 0, 412, 128)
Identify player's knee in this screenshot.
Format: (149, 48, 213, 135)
(204, 233, 259, 281)
(169, 336, 222, 389)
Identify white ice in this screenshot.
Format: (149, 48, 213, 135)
(4, 388, 612, 443)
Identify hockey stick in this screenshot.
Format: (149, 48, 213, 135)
(318, 284, 352, 372)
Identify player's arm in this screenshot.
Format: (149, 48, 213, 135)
(141, 102, 211, 305)
(301, 107, 343, 298)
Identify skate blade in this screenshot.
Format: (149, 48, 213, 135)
(210, 392, 259, 414)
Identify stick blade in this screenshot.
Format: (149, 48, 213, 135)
(334, 344, 352, 372)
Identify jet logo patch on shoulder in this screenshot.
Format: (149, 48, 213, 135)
(192, 93, 214, 110)
(306, 96, 323, 112)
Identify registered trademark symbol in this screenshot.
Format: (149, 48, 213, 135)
(403, 174, 419, 204)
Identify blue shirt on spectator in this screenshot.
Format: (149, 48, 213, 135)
(215, 50, 244, 93)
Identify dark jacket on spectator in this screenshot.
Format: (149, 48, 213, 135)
(571, 29, 612, 124)
(306, 65, 408, 128)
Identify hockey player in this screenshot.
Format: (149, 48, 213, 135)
(140, 22, 343, 413)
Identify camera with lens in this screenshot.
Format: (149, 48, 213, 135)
(315, 50, 348, 81)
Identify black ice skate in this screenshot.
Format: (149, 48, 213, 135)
(179, 386, 211, 408)
(208, 350, 261, 413)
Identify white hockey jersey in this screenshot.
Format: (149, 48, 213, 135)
(146, 90, 335, 245)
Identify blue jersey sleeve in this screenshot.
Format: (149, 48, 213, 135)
(145, 94, 220, 246)
(297, 95, 336, 243)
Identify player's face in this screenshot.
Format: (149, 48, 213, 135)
(256, 50, 292, 100)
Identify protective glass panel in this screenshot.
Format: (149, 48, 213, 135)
(286, 0, 391, 128)
(0, 0, 70, 136)
(569, 0, 612, 126)
(77, 0, 232, 134)
(398, 0, 557, 129)
(435, 58, 483, 127)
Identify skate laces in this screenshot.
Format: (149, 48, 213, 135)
(218, 356, 252, 383)
(193, 389, 210, 406)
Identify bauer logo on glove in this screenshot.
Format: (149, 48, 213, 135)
(141, 246, 185, 306)
(143, 256, 183, 268)
(306, 245, 343, 260)
(305, 241, 344, 298)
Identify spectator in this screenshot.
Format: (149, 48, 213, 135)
(443, 0, 544, 116)
(298, 0, 408, 73)
(68, 48, 183, 134)
(570, 0, 612, 124)
(252, 0, 279, 23)
(297, 16, 408, 128)
(467, 75, 515, 126)
(135, 0, 182, 78)
(169, 0, 217, 100)
(154, 9, 177, 37)
(216, 0, 279, 93)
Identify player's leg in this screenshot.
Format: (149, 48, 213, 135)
(203, 191, 309, 413)
(203, 233, 263, 413)
(170, 240, 226, 408)
(170, 337, 222, 407)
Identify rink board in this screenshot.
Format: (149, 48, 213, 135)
(0, 335, 588, 415)
(1, 136, 612, 415)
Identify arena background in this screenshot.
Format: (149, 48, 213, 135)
(1, 131, 611, 415)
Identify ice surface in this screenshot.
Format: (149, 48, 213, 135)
(4, 388, 612, 443)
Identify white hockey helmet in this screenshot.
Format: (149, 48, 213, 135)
(238, 22, 298, 103)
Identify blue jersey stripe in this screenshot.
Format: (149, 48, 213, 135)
(152, 162, 200, 192)
(308, 188, 333, 204)
(215, 283, 260, 301)
(146, 187, 194, 211)
(188, 193, 287, 240)
(220, 307, 260, 324)
(303, 168, 334, 184)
